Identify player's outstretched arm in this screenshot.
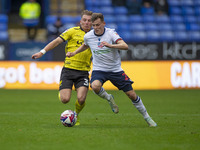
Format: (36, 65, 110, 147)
(32, 37, 63, 59)
(66, 44, 89, 57)
(31, 51, 44, 59)
(100, 40, 128, 50)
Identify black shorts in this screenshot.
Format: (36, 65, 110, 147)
(59, 67, 89, 91)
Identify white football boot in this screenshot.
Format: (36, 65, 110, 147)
(107, 94, 119, 114)
(145, 117, 157, 127)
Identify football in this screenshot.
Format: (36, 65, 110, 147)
(60, 110, 77, 127)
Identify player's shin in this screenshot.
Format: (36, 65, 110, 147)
(93, 87, 119, 113)
(93, 87, 110, 100)
(75, 99, 85, 114)
(75, 99, 85, 126)
(132, 96, 150, 119)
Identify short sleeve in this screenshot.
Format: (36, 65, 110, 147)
(59, 28, 73, 41)
(110, 29, 122, 43)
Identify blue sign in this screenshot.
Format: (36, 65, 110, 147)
(9, 42, 53, 61)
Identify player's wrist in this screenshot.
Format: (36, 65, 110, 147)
(40, 49, 46, 55)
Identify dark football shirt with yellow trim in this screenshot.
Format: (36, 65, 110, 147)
(59, 26, 92, 71)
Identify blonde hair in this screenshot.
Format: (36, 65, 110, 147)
(81, 10, 93, 17)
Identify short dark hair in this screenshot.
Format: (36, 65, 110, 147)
(81, 10, 93, 17)
(91, 13, 104, 22)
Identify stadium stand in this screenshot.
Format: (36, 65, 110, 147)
(131, 31, 147, 42)
(172, 23, 186, 31)
(160, 30, 174, 42)
(146, 31, 160, 42)
(104, 15, 116, 23)
(188, 31, 200, 41)
(158, 23, 172, 31)
(113, 6, 128, 15)
(100, 7, 114, 15)
(141, 6, 155, 15)
(44, 0, 200, 42)
(129, 15, 143, 23)
(0, 14, 8, 41)
(144, 23, 158, 31)
(130, 23, 145, 31)
(174, 31, 188, 42)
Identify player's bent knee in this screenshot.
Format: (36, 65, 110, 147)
(126, 90, 137, 100)
(77, 96, 86, 104)
(60, 97, 70, 104)
(91, 83, 101, 93)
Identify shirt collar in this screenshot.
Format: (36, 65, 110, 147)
(94, 28, 105, 36)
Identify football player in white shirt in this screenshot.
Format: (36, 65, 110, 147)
(66, 13, 157, 127)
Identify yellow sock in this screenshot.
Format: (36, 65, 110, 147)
(75, 99, 85, 114)
(58, 92, 61, 101)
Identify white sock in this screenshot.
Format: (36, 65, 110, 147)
(94, 87, 110, 100)
(132, 96, 150, 119)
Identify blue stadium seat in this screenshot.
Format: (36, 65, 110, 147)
(106, 23, 118, 30)
(85, 0, 103, 9)
(0, 31, 8, 41)
(144, 23, 158, 31)
(181, 0, 194, 6)
(117, 23, 130, 32)
(64, 23, 76, 29)
(129, 15, 143, 23)
(194, 6, 200, 16)
(45, 16, 57, 24)
(174, 31, 188, 41)
(168, 0, 179, 6)
(118, 31, 132, 42)
(140, 7, 155, 15)
(172, 23, 186, 31)
(0, 23, 7, 31)
(86, 7, 100, 13)
(132, 31, 147, 42)
(182, 6, 195, 15)
(89, 0, 101, 7)
(130, 23, 145, 31)
(104, 15, 116, 23)
(114, 6, 128, 15)
(184, 15, 197, 23)
(141, 6, 154, 15)
(115, 15, 129, 23)
(160, 31, 175, 42)
(188, 31, 200, 41)
(197, 16, 200, 23)
(146, 31, 160, 42)
(143, 15, 155, 23)
(100, 7, 114, 15)
(85, 0, 93, 7)
(170, 15, 184, 23)
(0, 15, 8, 23)
(194, 0, 200, 6)
(155, 15, 170, 23)
(101, 0, 112, 6)
(169, 6, 182, 15)
(186, 23, 200, 31)
(158, 23, 172, 31)
(0, 15, 8, 41)
(61, 16, 80, 24)
(75, 16, 81, 23)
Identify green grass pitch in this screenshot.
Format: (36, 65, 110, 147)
(0, 89, 199, 150)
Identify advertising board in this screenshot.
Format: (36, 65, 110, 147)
(0, 61, 199, 90)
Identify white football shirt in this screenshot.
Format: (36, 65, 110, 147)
(84, 27, 123, 72)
